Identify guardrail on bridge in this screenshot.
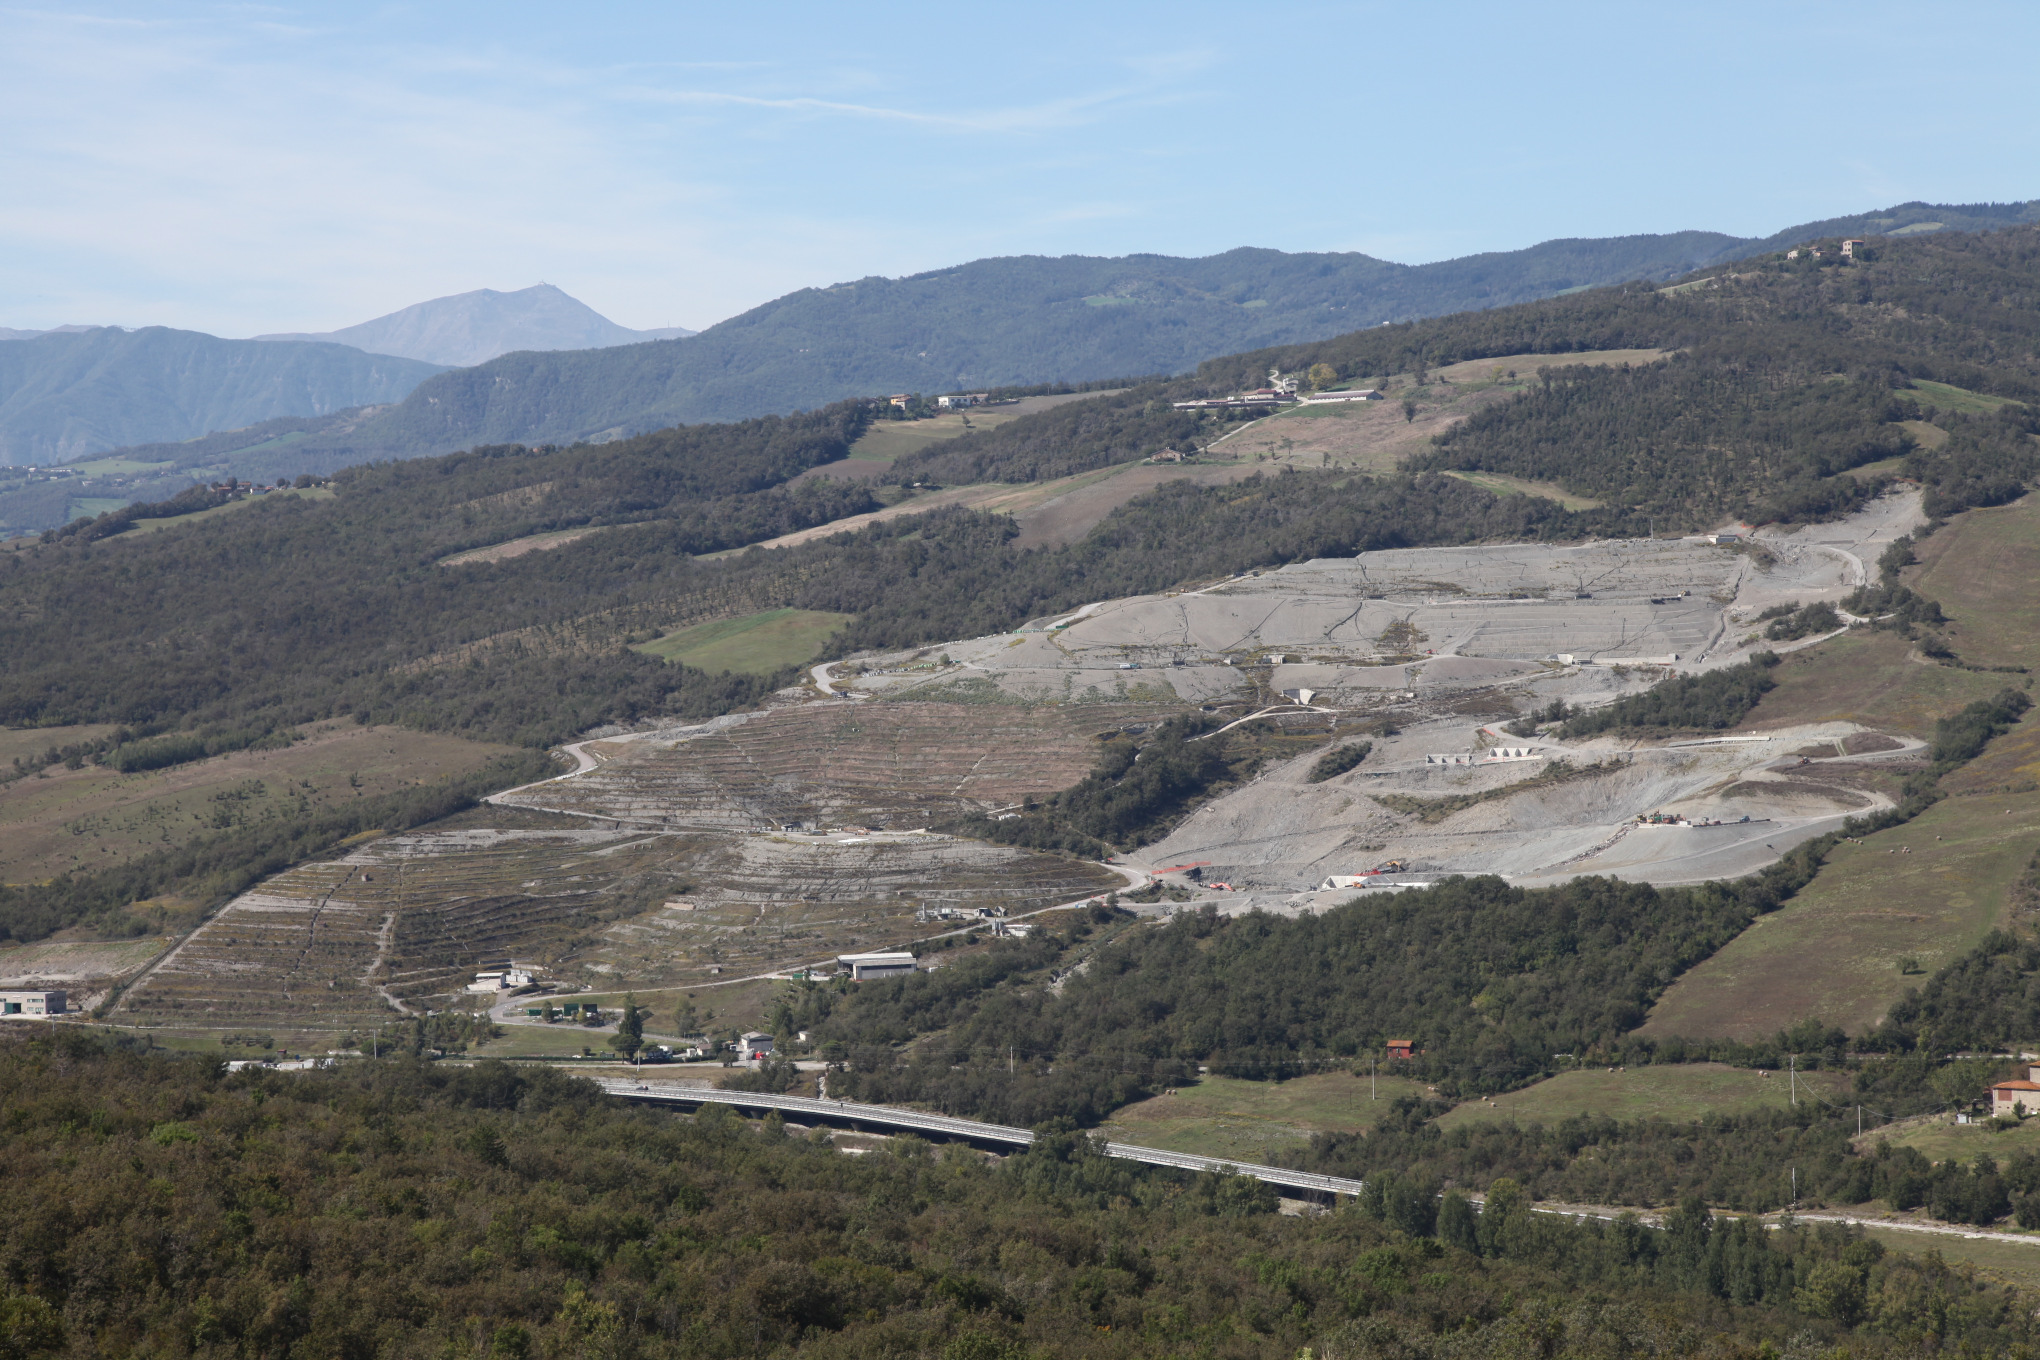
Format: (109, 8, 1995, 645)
(595, 1079, 1367, 1198)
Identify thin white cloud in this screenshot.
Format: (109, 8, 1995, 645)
(618, 85, 1121, 133)
(0, 6, 1225, 332)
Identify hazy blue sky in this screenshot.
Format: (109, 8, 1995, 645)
(4, 1, 2037, 335)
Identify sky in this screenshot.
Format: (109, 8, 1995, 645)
(3, 1, 2038, 337)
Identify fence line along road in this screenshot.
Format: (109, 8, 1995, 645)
(596, 1079, 1368, 1198)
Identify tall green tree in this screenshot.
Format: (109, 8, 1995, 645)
(611, 993, 645, 1059)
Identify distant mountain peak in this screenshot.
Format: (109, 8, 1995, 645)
(253, 284, 696, 368)
(0, 324, 118, 341)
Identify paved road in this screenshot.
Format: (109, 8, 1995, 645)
(483, 736, 606, 807)
(595, 1078, 1367, 1198)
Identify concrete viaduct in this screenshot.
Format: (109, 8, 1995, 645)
(596, 1078, 1367, 1199)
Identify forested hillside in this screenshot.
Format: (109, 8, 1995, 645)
(895, 226, 2040, 525)
(0, 327, 443, 463)
(41, 199, 2034, 517)
(6, 1033, 2028, 1359)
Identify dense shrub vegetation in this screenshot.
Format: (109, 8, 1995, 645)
(809, 867, 1830, 1122)
(1763, 601, 1842, 641)
(1307, 741, 1372, 782)
(1559, 655, 1781, 737)
(951, 715, 1236, 857)
(1873, 926, 2040, 1052)
(1927, 688, 2032, 764)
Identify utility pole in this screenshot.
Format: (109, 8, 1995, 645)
(1789, 1053, 1797, 1107)
(1791, 1167, 1797, 1209)
(1371, 1056, 1377, 1100)
(1857, 1104, 1862, 1136)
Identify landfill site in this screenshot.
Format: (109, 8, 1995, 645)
(110, 490, 1926, 1021)
(812, 489, 1926, 913)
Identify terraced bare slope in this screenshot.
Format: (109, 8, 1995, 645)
(117, 828, 684, 1030)
(119, 806, 1123, 1029)
(503, 702, 1167, 830)
(589, 834, 1122, 985)
(863, 490, 1918, 714)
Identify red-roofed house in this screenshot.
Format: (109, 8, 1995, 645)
(1991, 1080, 2040, 1117)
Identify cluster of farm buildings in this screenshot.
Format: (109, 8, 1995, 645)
(1171, 367, 1383, 412)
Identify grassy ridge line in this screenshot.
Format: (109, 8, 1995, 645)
(632, 607, 854, 675)
(0, 748, 556, 949)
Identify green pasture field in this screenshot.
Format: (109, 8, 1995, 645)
(846, 409, 1026, 462)
(1896, 420, 1949, 450)
(1096, 1071, 1431, 1159)
(1912, 494, 2040, 671)
(1940, 711, 2040, 797)
(1903, 380, 2023, 415)
(468, 1023, 640, 1059)
(1640, 774, 2040, 1041)
(0, 723, 121, 765)
(1866, 1114, 2040, 1166)
(1440, 469, 1604, 510)
(470, 981, 784, 1061)
(634, 608, 853, 675)
(1435, 1063, 1850, 1130)
(0, 719, 521, 884)
(560, 977, 783, 1034)
(1860, 1229, 2040, 1292)
(65, 497, 131, 520)
(135, 1032, 231, 1053)
(118, 486, 334, 536)
(437, 526, 609, 567)
(1429, 348, 1671, 384)
(63, 456, 177, 476)
(1847, 455, 1912, 480)
(1743, 631, 2006, 738)
(1644, 506, 2040, 1048)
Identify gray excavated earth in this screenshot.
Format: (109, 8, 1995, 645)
(831, 489, 1927, 914)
